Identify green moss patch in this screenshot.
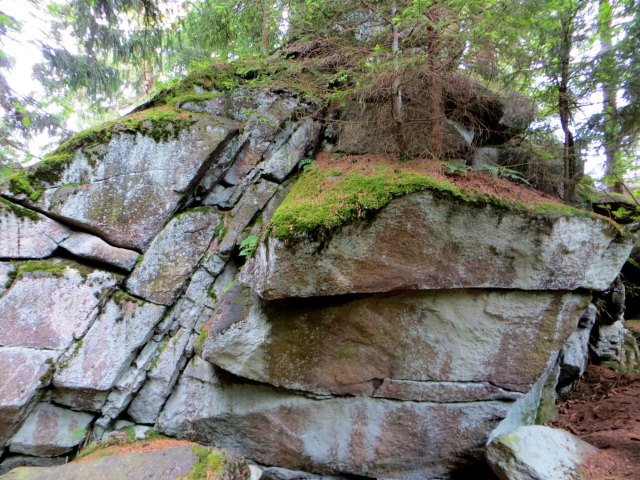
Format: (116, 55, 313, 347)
(187, 445, 225, 480)
(0, 197, 40, 220)
(269, 162, 625, 241)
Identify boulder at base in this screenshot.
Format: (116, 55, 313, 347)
(0, 440, 250, 480)
(486, 426, 598, 480)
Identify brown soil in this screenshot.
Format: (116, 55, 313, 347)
(76, 438, 195, 462)
(315, 152, 565, 205)
(550, 365, 640, 479)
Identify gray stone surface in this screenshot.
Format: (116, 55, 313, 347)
(0, 455, 65, 475)
(486, 426, 597, 480)
(59, 233, 139, 271)
(244, 190, 632, 299)
(0, 348, 59, 449)
(0, 263, 14, 297)
(262, 119, 321, 181)
(204, 285, 589, 395)
(52, 294, 164, 410)
(158, 357, 511, 479)
(9, 403, 93, 457)
(0, 200, 70, 259)
(0, 264, 118, 349)
(128, 328, 191, 424)
(558, 303, 597, 395)
(10, 113, 238, 251)
(217, 180, 278, 254)
(127, 207, 220, 305)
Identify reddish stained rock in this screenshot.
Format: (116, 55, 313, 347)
(158, 357, 511, 479)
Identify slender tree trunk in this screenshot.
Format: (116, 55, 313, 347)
(426, 2, 444, 160)
(558, 17, 579, 202)
(261, 0, 271, 57)
(390, 1, 407, 158)
(599, 0, 622, 193)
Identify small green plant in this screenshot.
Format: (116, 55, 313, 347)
(195, 329, 207, 352)
(239, 235, 259, 258)
(445, 163, 471, 177)
(299, 158, 314, 172)
(485, 165, 531, 186)
(187, 445, 225, 480)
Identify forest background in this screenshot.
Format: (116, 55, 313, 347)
(0, 0, 638, 202)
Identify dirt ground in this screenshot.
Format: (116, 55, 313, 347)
(550, 365, 640, 479)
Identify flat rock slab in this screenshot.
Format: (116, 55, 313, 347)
(9, 403, 94, 457)
(14, 113, 237, 251)
(0, 263, 118, 350)
(0, 348, 59, 449)
(158, 357, 511, 479)
(53, 294, 165, 410)
(244, 190, 631, 299)
(0, 200, 70, 259)
(126, 207, 220, 305)
(204, 285, 589, 396)
(0, 442, 249, 480)
(59, 233, 139, 271)
(486, 425, 598, 480)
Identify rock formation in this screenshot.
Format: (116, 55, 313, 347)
(0, 65, 634, 479)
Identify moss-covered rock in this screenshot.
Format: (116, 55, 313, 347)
(2, 109, 238, 251)
(244, 163, 632, 299)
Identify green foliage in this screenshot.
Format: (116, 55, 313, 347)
(484, 165, 532, 186)
(187, 445, 225, 480)
(239, 235, 259, 258)
(194, 329, 207, 353)
(444, 163, 471, 177)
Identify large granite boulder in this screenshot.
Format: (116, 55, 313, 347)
(158, 357, 511, 479)
(244, 190, 631, 299)
(4, 108, 238, 251)
(8, 403, 94, 457)
(204, 285, 588, 396)
(0, 441, 251, 480)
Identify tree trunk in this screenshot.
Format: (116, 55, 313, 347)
(558, 16, 579, 202)
(599, 0, 623, 193)
(261, 0, 271, 57)
(390, 1, 407, 158)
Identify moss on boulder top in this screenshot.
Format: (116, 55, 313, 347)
(4, 107, 199, 201)
(268, 156, 625, 241)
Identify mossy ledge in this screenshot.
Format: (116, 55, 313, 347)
(4, 106, 198, 201)
(268, 163, 626, 241)
(0, 197, 40, 220)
